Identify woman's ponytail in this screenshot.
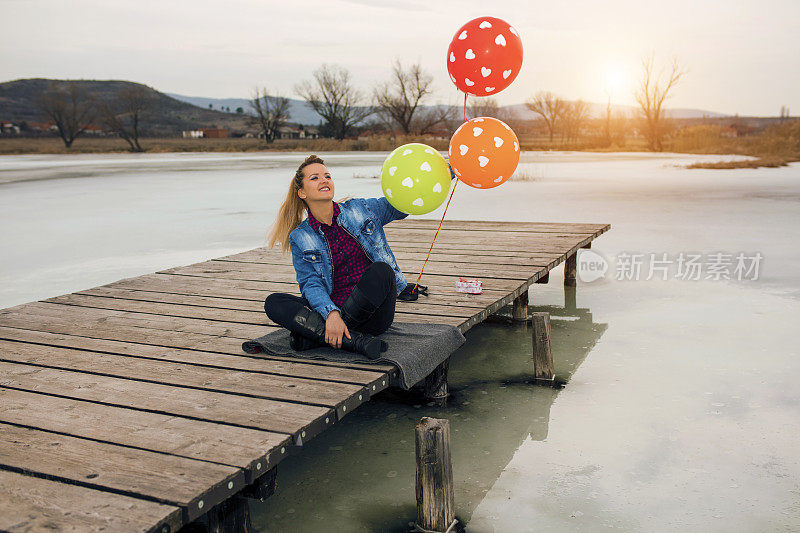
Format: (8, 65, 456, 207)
(266, 154, 325, 253)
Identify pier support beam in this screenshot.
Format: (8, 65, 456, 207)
(415, 417, 456, 533)
(512, 290, 528, 321)
(424, 359, 450, 406)
(564, 286, 576, 312)
(206, 496, 250, 533)
(240, 466, 277, 502)
(564, 253, 577, 287)
(531, 312, 555, 382)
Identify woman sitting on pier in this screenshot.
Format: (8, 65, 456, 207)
(264, 155, 416, 359)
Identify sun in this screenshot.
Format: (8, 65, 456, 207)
(604, 66, 629, 96)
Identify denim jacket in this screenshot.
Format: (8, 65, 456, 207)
(289, 197, 409, 319)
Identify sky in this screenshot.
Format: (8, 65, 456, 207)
(2, 0, 799, 116)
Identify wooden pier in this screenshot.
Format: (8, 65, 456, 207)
(0, 219, 609, 532)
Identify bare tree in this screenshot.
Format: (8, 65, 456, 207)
(526, 91, 565, 142)
(374, 59, 439, 134)
(562, 100, 590, 143)
(634, 53, 686, 151)
(296, 64, 372, 139)
(469, 97, 519, 128)
(99, 86, 149, 152)
(36, 83, 96, 148)
(610, 111, 630, 146)
(414, 105, 457, 135)
(250, 88, 291, 143)
(468, 98, 500, 119)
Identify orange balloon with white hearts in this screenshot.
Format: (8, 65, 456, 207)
(448, 117, 520, 189)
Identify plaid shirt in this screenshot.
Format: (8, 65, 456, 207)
(307, 202, 373, 308)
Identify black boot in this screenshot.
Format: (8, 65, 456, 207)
(341, 331, 388, 360)
(289, 306, 387, 359)
(288, 306, 326, 351)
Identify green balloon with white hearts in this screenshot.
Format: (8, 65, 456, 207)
(380, 143, 451, 215)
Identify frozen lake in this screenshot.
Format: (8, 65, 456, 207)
(1, 151, 799, 531)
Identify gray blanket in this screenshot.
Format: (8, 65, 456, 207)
(241, 322, 466, 390)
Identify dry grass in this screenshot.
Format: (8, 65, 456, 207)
(2, 121, 797, 171)
(686, 156, 793, 169)
(509, 169, 539, 181)
(671, 121, 800, 169)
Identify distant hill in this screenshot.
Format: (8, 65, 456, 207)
(169, 91, 728, 125)
(166, 93, 323, 126)
(1, 78, 730, 136)
(0, 79, 253, 135)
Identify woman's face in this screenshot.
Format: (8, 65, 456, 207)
(297, 163, 335, 202)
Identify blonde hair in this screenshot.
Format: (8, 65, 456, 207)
(267, 154, 325, 253)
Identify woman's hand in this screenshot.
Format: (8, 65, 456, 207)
(325, 310, 351, 349)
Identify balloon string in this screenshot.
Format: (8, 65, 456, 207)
(413, 178, 459, 292)
(463, 92, 467, 122)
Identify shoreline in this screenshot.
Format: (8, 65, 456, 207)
(0, 136, 795, 170)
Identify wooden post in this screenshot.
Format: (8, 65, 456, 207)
(564, 286, 576, 312)
(415, 417, 456, 533)
(424, 359, 449, 405)
(564, 253, 577, 287)
(206, 496, 250, 533)
(531, 312, 555, 381)
(536, 272, 550, 284)
(240, 466, 277, 502)
(512, 289, 528, 321)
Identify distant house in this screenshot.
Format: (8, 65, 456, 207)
(0, 121, 21, 135)
(202, 128, 228, 138)
(29, 121, 58, 133)
(83, 124, 106, 136)
(181, 128, 229, 139)
(273, 124, 319, 140)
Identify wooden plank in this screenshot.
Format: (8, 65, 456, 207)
(78, 286, 487, 315)
(0, 301, 465, 344)
(209, 257, 547, 281)
(0, 423, 245, 521)
(0, 387, 289, 482)
(1, 301, 265, 339)
(43, 291, 478, 324)
(109, 271, 519, 304)
(215, 247, 563, 269)
(0, 323, 391, 390)
(0, 469, 182, 533)
(391, 219, 610, 233)
(201, 256, 542, 281)
(220, 244, 568, 263)
(158, 267, 524, 294)
(0, 324, 398, 379)
(0, 339, 369, 419)
(383, 233, 597, 252)
(0, 361, 332, 442)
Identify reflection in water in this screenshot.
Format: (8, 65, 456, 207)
(249, 294, 607, 532)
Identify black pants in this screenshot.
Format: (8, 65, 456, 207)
(264, 261, 397, 336)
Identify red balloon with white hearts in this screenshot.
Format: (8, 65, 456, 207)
(446, 16, 523, 97)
